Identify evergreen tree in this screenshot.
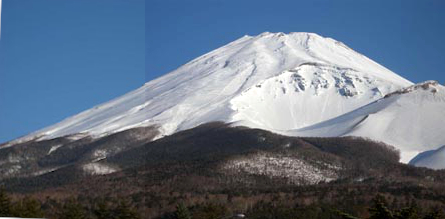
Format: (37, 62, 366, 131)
(394, 206, 419, 219)
(12, 196, 45, 218)
(93, 201, 113, 219)
(174, 203, 191, 219)
(333, 209, 360, 219)
(423, 209, 443, 219)
(0, 187, 11, 217)
(193, 203, 228, 219)
(59, 198, 88, 219)
(368, 195, 394, 219)
(114, 200, 140, 219)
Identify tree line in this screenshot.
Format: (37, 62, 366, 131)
(157, 194, 445, 219)
(0, 187, 140, 219)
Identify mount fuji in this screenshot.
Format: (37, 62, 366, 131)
(3, 32, 445, 168)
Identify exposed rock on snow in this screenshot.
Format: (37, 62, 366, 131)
(384, 81, 440, 98)
(230, 63, 394, 130)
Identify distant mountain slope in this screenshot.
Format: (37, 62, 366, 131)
(410, 145, 445, 170)
(4, 32, 412, 148)
(289, 81, 445, 163)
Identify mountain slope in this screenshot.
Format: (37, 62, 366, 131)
(288, 81, 445, 163)
(4, 32, 412, 147)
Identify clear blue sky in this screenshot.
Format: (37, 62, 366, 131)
(0, 0, 144, 143)
(1, 0, 444, 143)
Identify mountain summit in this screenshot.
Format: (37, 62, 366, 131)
(5, 32, 444, 168)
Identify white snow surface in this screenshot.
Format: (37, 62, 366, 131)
(6, 32, 412, 147)
(410, 145, 445, 170)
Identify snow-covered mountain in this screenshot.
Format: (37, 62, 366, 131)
(4, 32, 444, 168)
(5, 32, 410, 143)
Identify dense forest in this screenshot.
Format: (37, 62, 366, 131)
(2, 188, 445, 219)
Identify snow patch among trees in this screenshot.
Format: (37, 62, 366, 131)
(82, 163, 117, 175)
(223, 152, 341, 185)
(47, 144, 63, 155)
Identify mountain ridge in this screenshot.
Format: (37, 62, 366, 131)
(288, 80, 445, 163)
